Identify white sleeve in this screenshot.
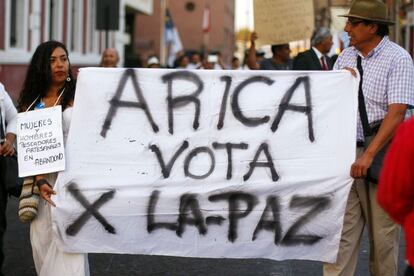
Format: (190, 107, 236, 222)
(0, 84, 18, 135)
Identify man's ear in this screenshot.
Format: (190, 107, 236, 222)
(369, 23, 379, 35)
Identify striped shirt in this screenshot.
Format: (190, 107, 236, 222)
(334, 36, 414, 140)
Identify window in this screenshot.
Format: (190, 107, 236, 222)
(185, 2, 195, 12)
(9, 0, 25, 48)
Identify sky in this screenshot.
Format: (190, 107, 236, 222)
(235, 0, 254, 31)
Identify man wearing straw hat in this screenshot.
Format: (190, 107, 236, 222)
(323, 0, 414, 275)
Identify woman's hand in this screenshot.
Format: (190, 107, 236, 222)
(0, 139, 15, 156)
(36, 179, 56, 207)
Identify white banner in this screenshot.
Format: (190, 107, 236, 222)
(53, 68, 358, 262)
(17, 106, 65, 177)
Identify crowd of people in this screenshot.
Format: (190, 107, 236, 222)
(0, 0, 413, 275)
(123, 26, 333, 72)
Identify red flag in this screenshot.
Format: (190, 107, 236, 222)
(202, 5, 210, 33)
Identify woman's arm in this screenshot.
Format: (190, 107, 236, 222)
(247, 32, 260, 70)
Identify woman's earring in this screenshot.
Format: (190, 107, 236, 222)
(66, 77, 71, 82)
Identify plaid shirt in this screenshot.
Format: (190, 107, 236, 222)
(334, 36, 414, 140)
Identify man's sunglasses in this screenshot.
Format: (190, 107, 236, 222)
(346, 19, 365, 26)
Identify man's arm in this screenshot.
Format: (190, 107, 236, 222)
(350, 103, 407, 178)
(217, 55, 226, 70)
(247, 32, 260, 70)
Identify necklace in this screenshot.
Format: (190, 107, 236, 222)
(26, 87, 66, 111)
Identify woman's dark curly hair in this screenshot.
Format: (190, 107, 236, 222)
(18, 41, 76, 111)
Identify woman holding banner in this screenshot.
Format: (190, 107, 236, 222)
(18, 41, 89, 276)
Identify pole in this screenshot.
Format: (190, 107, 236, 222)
(160, 0, 167, 66)
(327, 0, 332, 28)
(203, 33, 209, 55)
(394, 0, 400, 45)
(242, 3, 250, 58)
(105, 5, 109, 49)
(203, 1, 210, 57)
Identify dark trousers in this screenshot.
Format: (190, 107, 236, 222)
(406, 265, 414, 276)
(0, 164, 7, 275)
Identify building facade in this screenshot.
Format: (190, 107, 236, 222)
(135, 0, 235, 67)
(395, 0, 414, 57)
(0, 0, 153, 100)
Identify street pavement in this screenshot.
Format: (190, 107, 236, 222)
(2, 197, 407, 276)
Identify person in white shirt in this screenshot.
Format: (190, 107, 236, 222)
(0, 82, 17, 274)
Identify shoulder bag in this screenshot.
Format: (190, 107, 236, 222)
(18, 176, 39, 223)
(356, 56, 390, 184)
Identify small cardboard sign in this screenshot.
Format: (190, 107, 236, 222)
(254, 0, 314, 45)
(16, 106, 65, 177)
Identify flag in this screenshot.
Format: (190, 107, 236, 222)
(202, 5, 210, 33)
(165, 9, 183, 67)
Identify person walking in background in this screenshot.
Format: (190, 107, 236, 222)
(231, 56, 242, 70)
(99, 48, 119, 68)
(293, 27, 334, 70)
(378, 117, 414, 276)
(173, 54, 190, 69)
(147, 56, 161, 68)
(323, 1, 414, 275)
(0, 82, 17, 276)
(18, 41, 89, 276)
(247, 32, 292, 70)
(213, 51, 226, 70)
(201, 53, 222, 70)
(186, 52, 202, 69)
